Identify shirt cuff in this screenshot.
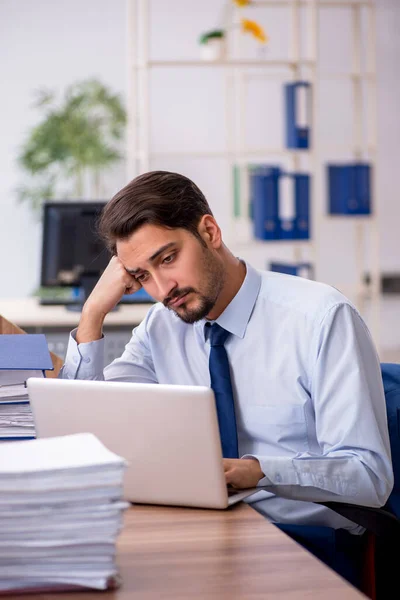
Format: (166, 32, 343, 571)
(62, 328, 105, 379)
(241, 454, 298, 487)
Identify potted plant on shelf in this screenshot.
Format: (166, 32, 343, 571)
(198, 0, 268, 61)
(16, 78, 126, 212)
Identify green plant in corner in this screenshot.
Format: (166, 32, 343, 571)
(17, 78, 126, 212)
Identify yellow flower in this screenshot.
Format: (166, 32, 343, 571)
(233, 0, 252, 6)
(241, 18, 267, 43)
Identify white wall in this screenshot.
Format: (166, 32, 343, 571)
(376, 0, 400, 272)
(0, 0, 127, 298)
(0, 0, 399, 302)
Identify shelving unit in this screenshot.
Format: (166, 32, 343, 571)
(125, 0, 380, 346)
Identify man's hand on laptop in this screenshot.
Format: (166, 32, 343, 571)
(224, 457, 264, 489)
(77, 257, 140, 343)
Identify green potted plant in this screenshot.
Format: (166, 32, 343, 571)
(199, 30, 227, 61)
(17, 78, 126, 211)
(198, 0, 267, 62)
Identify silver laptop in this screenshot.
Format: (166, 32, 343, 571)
(27, 378, 258, 509)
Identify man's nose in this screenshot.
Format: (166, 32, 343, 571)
(153, 273, 177, 301)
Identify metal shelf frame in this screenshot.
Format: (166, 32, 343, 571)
(126, 0, 380, 345)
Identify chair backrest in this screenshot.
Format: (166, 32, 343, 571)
(381, 363, 400, 518)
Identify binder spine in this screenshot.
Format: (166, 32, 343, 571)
(269, 261, 313, 279)
(355, 163, 372, 215)
(294, 174, 310, 239)
(250, 166, 280, 240)
(285, 82, 311, 150)
(278, 175, 296, 239)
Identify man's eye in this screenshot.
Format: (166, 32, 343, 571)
(163, 254, 175, 264)
(136, 273, 149, 283)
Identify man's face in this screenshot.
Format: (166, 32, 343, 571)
(116, 223, 225, 323)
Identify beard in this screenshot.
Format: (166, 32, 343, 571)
(163, 248, 225, 324)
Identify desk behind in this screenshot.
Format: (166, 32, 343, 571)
(0, 298, 152, 330)
(0, 299, 153, 366)
(0, 313, 63, 377)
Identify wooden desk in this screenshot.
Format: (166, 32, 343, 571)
(0, 314, 364, 598)
(13, 504, 365, 600)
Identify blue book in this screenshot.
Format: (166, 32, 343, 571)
(285, 82, 311, 150)
(250, 166, 281, 241)
(0, 335, 51, 442)
(0, 399, 29, 405)
(0, 334, 53, 372)
(0, 436, 36, 441)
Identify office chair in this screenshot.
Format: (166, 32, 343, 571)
(321, 363, 400, 599)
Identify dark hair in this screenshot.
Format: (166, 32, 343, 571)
(98, 171, 213, 253)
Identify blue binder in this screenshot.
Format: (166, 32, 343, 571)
(328, 165, 354, 214)
(328, 163, 371, 215)
(250, 166, 311, 241)
(278, 175, 296, 240)
(250, 166, 281, 240)
(355, 163, 372, 214)
(270, 261, 313, 279)
(294, 173, 310, 239)
(285, 82, 311, 149)
(0, 334, 53, 372)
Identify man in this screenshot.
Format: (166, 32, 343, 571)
(61, 170, 393, 586)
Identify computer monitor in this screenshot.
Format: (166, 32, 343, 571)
(40, 201, 154, 310)
(41, 201, 109, 309)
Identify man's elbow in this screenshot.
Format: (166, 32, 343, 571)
(362, 471, 394, 509)
(377, 475, 394, 507)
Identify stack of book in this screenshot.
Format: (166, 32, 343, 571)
(0, 433, 129, 593)
(0, 375, 36, 440)
(0, 334, 53, 441)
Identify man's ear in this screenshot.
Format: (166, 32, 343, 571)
(197, 215, 222, 249)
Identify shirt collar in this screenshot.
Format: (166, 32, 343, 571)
(195, 261, 261, 341)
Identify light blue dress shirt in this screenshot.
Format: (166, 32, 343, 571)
(61, 262, 394, 531)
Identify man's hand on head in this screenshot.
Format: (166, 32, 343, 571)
(77, 256, 141, 344)
(84, 256, 141, 318)
(224, 457, 264, 489)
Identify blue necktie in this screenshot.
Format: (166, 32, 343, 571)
(208, 323, 239, 459)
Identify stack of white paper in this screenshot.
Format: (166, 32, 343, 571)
(0, 371, 44, 440)
(0, 433, 129, 592)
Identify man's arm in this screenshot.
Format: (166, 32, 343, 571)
(237, 303, 394, 505)
(59, 257, 157, 383)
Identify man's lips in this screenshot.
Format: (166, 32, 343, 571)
(168, 292, 190, 308)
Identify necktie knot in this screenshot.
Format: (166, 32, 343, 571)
(209, 323, 230, 347)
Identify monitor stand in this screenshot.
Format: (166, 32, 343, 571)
(66, 275, 119, 312)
